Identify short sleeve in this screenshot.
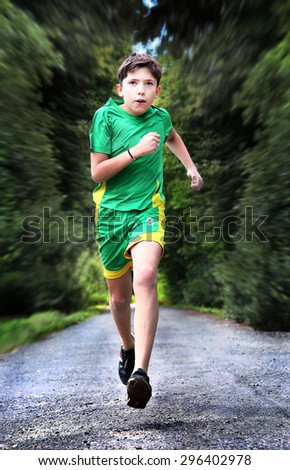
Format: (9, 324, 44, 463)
(158, 107, 173, 142)
(89, 107, 112, 154)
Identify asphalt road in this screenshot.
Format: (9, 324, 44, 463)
(0, 307, 289, 450)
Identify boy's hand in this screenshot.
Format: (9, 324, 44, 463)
(187, 168, 204, 191)
(133, 132, 161, 158)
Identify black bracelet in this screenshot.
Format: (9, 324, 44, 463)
(128, 149, 136, 160)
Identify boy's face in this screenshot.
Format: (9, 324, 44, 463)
(116, 67, 162, 116)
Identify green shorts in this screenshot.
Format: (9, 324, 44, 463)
(95, 203, 165, 279)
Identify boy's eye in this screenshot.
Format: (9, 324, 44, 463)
(146, 82, 154, 86)
(129, 80, 137, 85)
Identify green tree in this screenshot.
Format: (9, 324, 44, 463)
(138, 0, 290, 329)
(218, 32, 290, 329)
(1, 0, 138, 315)
(0, 1, 64, 313)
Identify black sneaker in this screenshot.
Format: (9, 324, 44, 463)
(118, 346, 135, 385)
(127, 368, 152, 409)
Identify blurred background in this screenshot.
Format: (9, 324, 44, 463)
(0, 0, 289, 334)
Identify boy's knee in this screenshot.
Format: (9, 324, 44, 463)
(110, 294, 130, 312)
(134, 265, 157, 290)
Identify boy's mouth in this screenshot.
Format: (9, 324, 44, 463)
(135, 99, 146, 103)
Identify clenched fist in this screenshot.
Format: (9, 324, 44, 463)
(187, 168, 204, 191)
(132, 132, 161, 159)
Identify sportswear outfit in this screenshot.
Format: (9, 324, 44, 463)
(89, 97, 173, 279)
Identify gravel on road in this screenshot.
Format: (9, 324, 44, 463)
(1, 307, 289, 450)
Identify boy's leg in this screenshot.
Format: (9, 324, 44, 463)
(130, 240, 162, 374)
(106, 270, 134, 351)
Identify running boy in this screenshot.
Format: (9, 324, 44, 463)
(90, 53, 203, 409)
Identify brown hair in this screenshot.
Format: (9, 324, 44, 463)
(117, 52, 162, 85)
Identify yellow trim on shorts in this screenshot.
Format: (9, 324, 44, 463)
(124, 181, 166, 259)
(103, 261, 133, 279)
(125, 234, 165, 259)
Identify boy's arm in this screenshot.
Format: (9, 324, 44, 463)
(91, 151, 131, 183)
(166, 128, 203, 191)
(91, 132, 160, 183)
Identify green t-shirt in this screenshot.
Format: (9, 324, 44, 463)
(89, 97, 173, 211)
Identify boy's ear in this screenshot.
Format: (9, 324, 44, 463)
(155, 85, 162, 99)
(116, 83, 123, 97)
